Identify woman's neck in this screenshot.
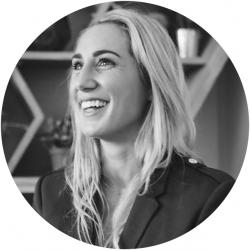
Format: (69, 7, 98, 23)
(100, 140, 140, 189)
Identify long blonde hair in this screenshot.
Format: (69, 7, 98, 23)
(65, 8, 196, 248)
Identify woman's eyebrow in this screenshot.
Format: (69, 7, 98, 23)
(72, 53, 82, 60)
(72, 50, 121, 60)
(93, 50, 121, 58)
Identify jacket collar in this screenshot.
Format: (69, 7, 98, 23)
(62, 152, 185, 247)
(119, 152, 185, 248)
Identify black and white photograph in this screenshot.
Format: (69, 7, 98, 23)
(0, 1, 249, 249)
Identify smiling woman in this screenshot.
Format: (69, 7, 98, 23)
(33, 8, 235, 249)
(70, 23, 149, 141)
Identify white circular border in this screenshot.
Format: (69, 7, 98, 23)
(0, 0, 249, 249)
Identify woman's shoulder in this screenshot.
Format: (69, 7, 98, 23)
(150, 153, 235, 197)
(33, 168, 76, 236)
(143, 154, 236, 240)
(36, 168, 67, 193)
(159, 153, 236, 206)
(39, 167, 66, 182)
(180, 155, 235, 185)
(33, 168, 71, 215)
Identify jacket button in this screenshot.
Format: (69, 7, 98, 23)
(188, 158, 198, 164)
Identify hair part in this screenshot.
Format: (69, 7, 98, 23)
(66, 8, 196, 248)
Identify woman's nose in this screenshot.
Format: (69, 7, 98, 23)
(75, 69, 99, 92)
(77, 79, 99, 92)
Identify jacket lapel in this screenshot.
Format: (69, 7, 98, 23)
(119, 152, 183, 248)
(119, 195, 159, 248)
(119, 169, 170, 248)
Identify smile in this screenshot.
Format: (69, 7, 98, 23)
(79, 99, 109, 115)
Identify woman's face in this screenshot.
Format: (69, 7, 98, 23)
(71, 23, 149, 142)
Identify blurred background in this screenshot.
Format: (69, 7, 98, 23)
(1, 1, 248, 205)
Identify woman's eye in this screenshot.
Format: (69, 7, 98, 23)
(72, 61, 83, 71)
(96, 58, 115, 68)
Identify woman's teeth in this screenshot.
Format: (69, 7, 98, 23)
(80, 100, 108, 110)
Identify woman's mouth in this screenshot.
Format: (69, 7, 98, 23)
(79, 99, 109, 115)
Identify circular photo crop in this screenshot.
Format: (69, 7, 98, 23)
(1, 1, 248, 249)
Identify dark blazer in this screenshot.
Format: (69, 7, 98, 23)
(33, 153, 234, 248)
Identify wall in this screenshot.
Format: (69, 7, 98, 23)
(194, 60, 248, 178)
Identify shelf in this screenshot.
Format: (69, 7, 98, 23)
(22, 51, 73, 61)
(181, 57, 206, 66)
(14, 176, 39, 193)
(21, 51, 206, 66)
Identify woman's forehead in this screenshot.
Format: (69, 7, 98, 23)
(75, 23, 130, 55)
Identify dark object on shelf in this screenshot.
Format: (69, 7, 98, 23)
(28, 16, 71, 51)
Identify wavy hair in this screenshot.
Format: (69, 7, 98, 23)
(65, 8, 196, 248)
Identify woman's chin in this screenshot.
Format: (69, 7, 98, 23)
(81, 126, 109, 139)
(81, 129, 115, 141)
(81, 129, 100, 138)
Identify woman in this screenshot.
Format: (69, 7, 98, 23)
(33, 9, 234, 248)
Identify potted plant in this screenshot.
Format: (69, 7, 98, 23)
(39, 115, 72, 170)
